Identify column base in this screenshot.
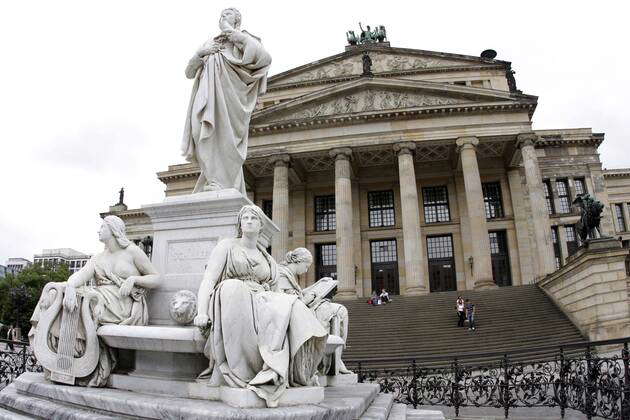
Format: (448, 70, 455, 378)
(473, 279, 498, 291)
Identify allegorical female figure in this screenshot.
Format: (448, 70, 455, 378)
(30, 215, 161, 386)
(276, 248, 353, 376)
(181, 8, 271, 194)
(194, 205, 327, 407)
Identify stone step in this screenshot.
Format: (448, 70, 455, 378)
(0, 383, 127, 420)
(5, 372, 381, 420)
(359, 392, 394, 419)
(0, 405, 38, 420)
(386, 403, 406, 420)
(405, 407, 446, 419)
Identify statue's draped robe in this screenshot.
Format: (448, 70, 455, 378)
(181, 31, 271, 194)
(200, 240, 327, 407)
(29, 254, 148, 387)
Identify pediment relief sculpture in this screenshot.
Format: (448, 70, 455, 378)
(258, 88, 472, 123)
(272, 52, 481, 85)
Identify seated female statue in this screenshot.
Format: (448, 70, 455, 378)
(30, 215, 161, 386)
(276, 248, 353, 375)
(193, 205, 327, 407)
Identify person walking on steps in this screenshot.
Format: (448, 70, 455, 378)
(465, 299, 476, 331)
(456, 296, 465, 327)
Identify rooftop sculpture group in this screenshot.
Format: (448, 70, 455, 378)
(347, 23, 387, 46)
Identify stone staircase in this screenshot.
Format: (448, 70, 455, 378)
(343, 285, 585, 370)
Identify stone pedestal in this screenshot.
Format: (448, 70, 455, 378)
(141, 189, 277, 325)
(539, 237, 630, 342)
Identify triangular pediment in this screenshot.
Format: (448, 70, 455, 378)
(269, 46, 504, 87)
(252, 78, 535, 126)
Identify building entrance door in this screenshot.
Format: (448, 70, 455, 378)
(489, 230, 512, 287)
(370, 239, 399, 295)
(427, 235, 456, 292)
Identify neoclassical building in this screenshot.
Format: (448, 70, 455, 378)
(106, 41, 630, 299)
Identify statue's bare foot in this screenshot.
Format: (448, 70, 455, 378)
(204, 181, 223, 191)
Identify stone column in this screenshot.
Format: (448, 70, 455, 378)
(270, 154, 290, 262)
(507, 168, 536, 284)
(330, 148, 356, 299)
(393, 142, 428, 295)
(518, 133, 556, 277)
(456, 137, 496, 290)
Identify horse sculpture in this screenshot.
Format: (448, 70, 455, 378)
(572, 194, 604, 242)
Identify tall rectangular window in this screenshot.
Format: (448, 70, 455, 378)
(314, 195, 336, 231)
(615, 204, 627, 232)
(543, 180, 555, 215)
(422, 186, 450, 224)
(315, 243, 337, 280)
(368, 191, 395, 227)
(565, 224, 580, 256)
(574, 178, 586, 196)
(551, 226, 562, 270)
(556, 179, 571, 214)
(482, 182, 504, 219)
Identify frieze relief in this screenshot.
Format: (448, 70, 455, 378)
(265, 89, 470, 123)
(276, 53, 473, 84)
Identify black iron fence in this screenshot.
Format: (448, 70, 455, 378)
(0, 339, 41, 390)
(346, 337, 630, 419)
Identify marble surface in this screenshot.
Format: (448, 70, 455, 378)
(3, 372, 381, 419)
(220, 385, 323, 408)
(97, 324, 205, 353)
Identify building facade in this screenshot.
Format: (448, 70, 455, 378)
(33, 248, 91, 274)
(107, 42, 628, 299)
(5, 258, 32, 276)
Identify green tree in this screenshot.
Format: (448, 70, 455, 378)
(0, 264, 71, 339)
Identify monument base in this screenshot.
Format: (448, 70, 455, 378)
(0, 372, 437, 419)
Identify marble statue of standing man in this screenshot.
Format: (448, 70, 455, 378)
(181, 8, 272, 194)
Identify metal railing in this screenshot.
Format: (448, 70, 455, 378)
(0, 339, 41, 390)
(346, 337, 630, 419)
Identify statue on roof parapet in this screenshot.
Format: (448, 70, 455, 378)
(346, 23, 388, 46)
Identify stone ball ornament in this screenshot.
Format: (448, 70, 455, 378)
(169, 290, 198, 325)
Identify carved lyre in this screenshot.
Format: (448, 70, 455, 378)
(33, 283, 100, 385)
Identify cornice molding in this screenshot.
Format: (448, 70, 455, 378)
(250, 102, 535, 136)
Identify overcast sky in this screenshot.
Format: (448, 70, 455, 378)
(1, 1, 628, 264)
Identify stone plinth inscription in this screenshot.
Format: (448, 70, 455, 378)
(167, 239, 217, 274)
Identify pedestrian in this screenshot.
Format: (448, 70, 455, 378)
(380, 288, 391, 303)
(6, 325, 14, 351)
(465, 299, 476, 331)
(456, 296, 465, 327)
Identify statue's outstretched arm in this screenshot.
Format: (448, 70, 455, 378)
(194, 239, 229, 326)
(67, 258, 96, 288)
(129, 245, 161, 289)
(63, 257, 97, 311)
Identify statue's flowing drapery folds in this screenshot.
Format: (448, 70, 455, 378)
(181, 31, 271, 194)
(199, 239, 327, 407)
